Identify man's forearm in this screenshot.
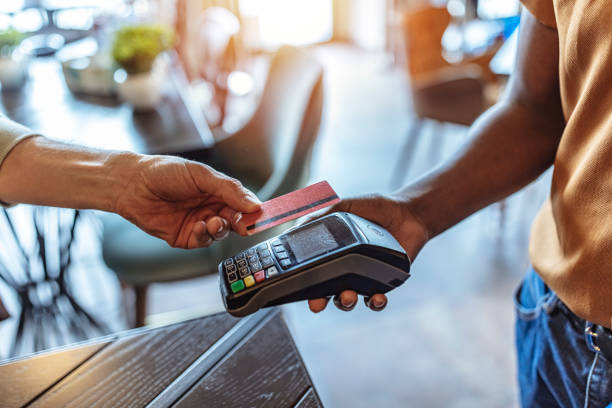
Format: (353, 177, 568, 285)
(0, 136, 141, 211)
(396, 10, 565, 238)
(398, 99, 564, 237)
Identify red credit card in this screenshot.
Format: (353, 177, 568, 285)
(242, 181, 340, 235)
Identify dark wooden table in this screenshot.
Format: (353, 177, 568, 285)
(1, 53, 215, 156)
(0, 309, 322, 408)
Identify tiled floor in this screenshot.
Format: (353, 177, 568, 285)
(147, 44, 552, 407)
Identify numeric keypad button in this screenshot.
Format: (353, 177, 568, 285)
(275, 251, 289, 260)
(266, 266, 279, 278)
(238, 266, 250, 278)
(261, 256, 274, 268)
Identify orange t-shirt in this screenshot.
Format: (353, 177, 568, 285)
(521, 0, 612, 329)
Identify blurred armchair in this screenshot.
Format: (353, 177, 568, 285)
(0, 208, 113, 358)
(175, 2, 245, 128)
(392, 5, 503, 187)
(0, 295, 9, 321)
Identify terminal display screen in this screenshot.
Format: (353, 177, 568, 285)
(286, 223, 339, 263)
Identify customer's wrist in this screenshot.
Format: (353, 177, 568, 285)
(103, 150, 144, 214)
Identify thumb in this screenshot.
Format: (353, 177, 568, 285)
(187, 162, 261, 213)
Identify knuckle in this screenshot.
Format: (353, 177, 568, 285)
(190, 161, 219, 179)
(225, 178, 243, 191)
(199, 162, 214, 173)
(366, 192, 385, 202)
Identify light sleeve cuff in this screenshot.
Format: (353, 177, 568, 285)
(0, 116, 41, 207)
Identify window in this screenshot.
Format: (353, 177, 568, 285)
(239, 0, 333, 49)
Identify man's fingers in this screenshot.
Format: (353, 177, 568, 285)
(187, 163, 261, 213)
(333, 290, 358, 311)
(188, 221, 214, 249)
(364, 294, 388, 311)
(310, 293, 387, 313)
(308, 297, 331, 313)
(310, 291, 357, 313)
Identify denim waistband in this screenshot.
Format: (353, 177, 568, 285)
(514, 267, 561, 321)
(517, 267, 612, 360)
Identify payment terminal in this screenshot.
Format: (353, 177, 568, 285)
(218, 212, 411, 317)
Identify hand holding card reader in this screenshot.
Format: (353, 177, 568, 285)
(219, 212, 411, 317)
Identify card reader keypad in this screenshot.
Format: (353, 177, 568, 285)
(223, 242, 288, 294)
(222, 238, 300, 294)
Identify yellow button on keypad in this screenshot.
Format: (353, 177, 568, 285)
(244, 275, 255, 288)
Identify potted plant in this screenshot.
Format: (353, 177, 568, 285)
(112, 24, 174, 110)
(0, 28, 28, 91)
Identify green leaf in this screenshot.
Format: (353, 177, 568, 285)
(111, 24, 175, 74)
(0, 29, 25, 56)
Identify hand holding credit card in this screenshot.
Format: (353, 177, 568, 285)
(241, 181, 340, 235)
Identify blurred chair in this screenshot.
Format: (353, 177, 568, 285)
(0, 207, 112, 358)
(391, 5, 503, 187)
(0, 295, 8, 321)
(176, 3, 245, 128)
(102, 46, 324, 327)
(194, 7, 242, 127)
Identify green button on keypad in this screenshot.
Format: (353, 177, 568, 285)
(231, 280, 245, 293)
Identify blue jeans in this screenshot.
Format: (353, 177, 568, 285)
(515, 268, 612, 407)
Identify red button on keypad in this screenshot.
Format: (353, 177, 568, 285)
(254, 270, 265, 283)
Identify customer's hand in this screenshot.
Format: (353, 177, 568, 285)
(113, 155, 260, 249)
(304, 194, 429, 313)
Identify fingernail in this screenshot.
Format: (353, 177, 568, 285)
(233, 212, 242, 224)
(214, 230, 230, 241)
(217, 218, 228, 233)
(247, 194, 261, 204)
(342, 299, 356, 308)
(334, 295, 354, 311)
(373, 298, 385, 308)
